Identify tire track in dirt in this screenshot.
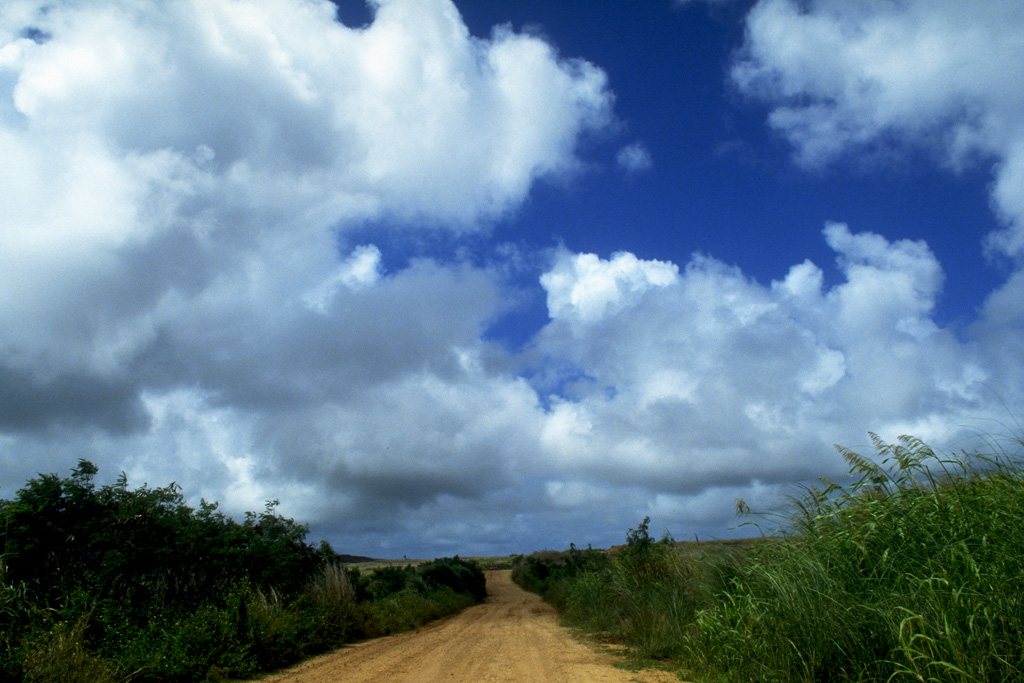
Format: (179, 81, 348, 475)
(251, 570, 680, 683)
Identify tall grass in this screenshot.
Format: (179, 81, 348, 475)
(21, 616, 115, 683)
(560, 520, 742, 661)
(303, 563, 359, 646)
(684, 434, 1024, 682)
(518, 433, 1024, 682)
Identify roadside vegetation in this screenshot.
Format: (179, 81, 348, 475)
(514, 433, 1024, 682)
(0, 460, 485, 683)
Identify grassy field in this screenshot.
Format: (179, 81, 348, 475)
(514, 433, 1024, 682)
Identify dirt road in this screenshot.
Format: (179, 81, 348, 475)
(253, 570, 680, 683)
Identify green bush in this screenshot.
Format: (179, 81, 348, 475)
(511, 544, 608, 609)
(359, 565, 420, 601)
(0, 462, 486, 683)
(418, 557, 487, 602)
(354, 558, 485, 638)
(361, 588, 437, 636)
(146, 604, 248, 681)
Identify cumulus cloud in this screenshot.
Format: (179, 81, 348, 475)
(527, 226, 1006, 534)
(0, 0, 615, 550)
(0, 0, 614, 370)
(732, 0, 1024, 259)
(3, 0, 1023, 558)
(540, 250, 677, 323)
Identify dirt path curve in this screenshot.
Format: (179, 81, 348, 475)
(252, 570, 680, 683)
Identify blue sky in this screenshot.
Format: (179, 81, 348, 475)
(2, 0, 1023, 558)
(350, 0, 1006, 337)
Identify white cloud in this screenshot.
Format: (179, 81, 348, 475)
(303, 244, 383, 311)
(530, 225, 1006, 518)
(3, 0, 1022, 558)
(823, 221, 943, 334)
(732, 0, 1024, 259)
(616, 141, 653, 174)
(540, 249, 678, 323)
(0, 0, 614, 372)
(337, 245, 384, 289)
(723, 0, 1024, 471)
(0, 0, 618, 553)
(717, 0, 1024, 466)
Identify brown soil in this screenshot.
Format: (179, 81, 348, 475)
(250, 570, 681, 683)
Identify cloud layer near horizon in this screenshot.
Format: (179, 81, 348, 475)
(2, 0, 1023, 556)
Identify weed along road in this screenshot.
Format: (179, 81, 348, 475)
(253, 570, 680, 683)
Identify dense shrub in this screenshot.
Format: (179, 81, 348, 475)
(350, 557, 486, 637)
(418, 557, 487, 602)
(0, 462, 487, 682)
(511, 544, 608, 609)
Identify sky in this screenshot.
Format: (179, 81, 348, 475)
(2, 0, 1023, 558)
